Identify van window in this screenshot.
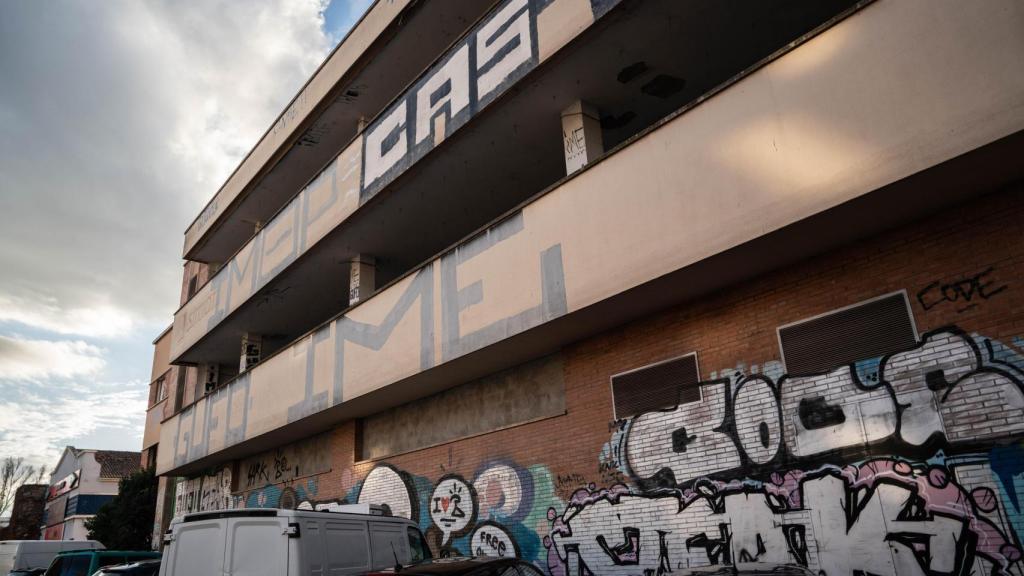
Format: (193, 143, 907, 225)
(227, 517, 288, 576)
(369, 525, 406, 569)
(325, 521, 369, 571)
(407, 527, 431, 563)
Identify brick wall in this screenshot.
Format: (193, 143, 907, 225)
(0, 484, 46, 540)
(225, 184, 1024, 575)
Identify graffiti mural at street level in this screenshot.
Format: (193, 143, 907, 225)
(548, 457, 1023, 576)
(223, 324, 1024, 576)
(547, 325, 1024, 576)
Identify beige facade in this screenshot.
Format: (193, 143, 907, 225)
(153, 0, 1024, 573)
(158, 0, 1024, 476)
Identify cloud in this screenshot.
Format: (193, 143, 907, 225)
(0, 0, 335, 330)
(0, 294, 134, 339)
(0, 334, 106, 381)
(0, 0, 368, 471)
(0, 383, 146, 469)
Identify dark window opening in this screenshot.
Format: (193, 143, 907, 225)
(611, 353, 700, 419)
(778, 291, 918, 375)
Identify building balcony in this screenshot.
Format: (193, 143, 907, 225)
(170, 0, 865, 367)
(157, 0, 1024, 475)
(182, 0, 501, 264)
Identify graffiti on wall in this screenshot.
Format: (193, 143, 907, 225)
(200, 323, 1024, 576)
(240, 434, 331, 490)
(351, 462, 558, 560)
(164, 210, 568, 471)
(170, 0, 630, 364)
(174, 466, 232, 517)
(621, 327, 1024, 487)
(242, 460, 562, 562)
(917, 267, 1008, 314)
(545, 326, 1024, 576)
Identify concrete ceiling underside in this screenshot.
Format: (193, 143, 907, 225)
(175, 0, 861, 367)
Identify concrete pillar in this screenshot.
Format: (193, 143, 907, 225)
(349, 255, 376, 306)
(561, 100, 604, 174)
(240, 334, 262, 372)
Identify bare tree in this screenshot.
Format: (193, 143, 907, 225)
(0, 457, 42, 516)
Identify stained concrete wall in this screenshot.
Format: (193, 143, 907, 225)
(360, 354, 565, 460)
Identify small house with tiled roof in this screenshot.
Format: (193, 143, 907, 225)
(42, 446, 140, 541)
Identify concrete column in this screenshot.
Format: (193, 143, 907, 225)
(239, 334, 262, 372)
(561, 100, 604, 174)
(349, 255, 376, 306)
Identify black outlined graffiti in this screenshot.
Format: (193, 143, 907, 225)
(917, 267, 1008, 313)
(624, 326, 1024, 488)
(550, 459, 1023, 576)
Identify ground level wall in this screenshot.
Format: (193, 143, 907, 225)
(177, 183, 1024, 576)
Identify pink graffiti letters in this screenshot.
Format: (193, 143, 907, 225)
(548, 459, 1022, 576)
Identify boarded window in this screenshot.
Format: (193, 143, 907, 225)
(778, 290, 917, 375)
(611, 353, 700, 419)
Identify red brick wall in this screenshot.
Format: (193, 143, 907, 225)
(230, 184, 1024, 574)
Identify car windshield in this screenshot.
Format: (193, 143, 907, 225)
(43, 555, 91, 576)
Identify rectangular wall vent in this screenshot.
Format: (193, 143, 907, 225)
(611, 353, 700, 420)
(778, 290, 917, 376)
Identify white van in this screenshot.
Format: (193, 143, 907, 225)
(159, 505, 432, 576)
(0, 540, 105, 575)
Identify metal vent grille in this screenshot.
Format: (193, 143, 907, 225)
(611, 353, 700, 419)
(778, 291, 917, 376)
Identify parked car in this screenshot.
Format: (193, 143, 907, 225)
(0, 541, 104, 576)
(158, 504, 432, 576)
(43, 550, 160, 576)
(89, 559, 160, 576)
(360, 557, 544, 576)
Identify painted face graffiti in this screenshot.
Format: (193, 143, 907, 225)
(432, 476, 475, 545)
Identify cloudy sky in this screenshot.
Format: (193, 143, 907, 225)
(0, 0, 372, 473)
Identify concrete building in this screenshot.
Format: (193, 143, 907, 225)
(156, 1, 1024, 574)
(43, 448, 139, 541)
(141, 326, 178, 549)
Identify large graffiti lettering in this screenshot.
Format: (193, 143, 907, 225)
(548, 458, 1022, 576)
(546, 326, 1024, 576)
(625, 327, 1024, 487)
(191, 324, 1024, 576)
(173, 466, 233, 517)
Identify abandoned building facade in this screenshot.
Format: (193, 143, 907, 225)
(143, 0, 1024, 573)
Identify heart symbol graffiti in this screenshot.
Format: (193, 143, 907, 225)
(441, 497, 450, 512)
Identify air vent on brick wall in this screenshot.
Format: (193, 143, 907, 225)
(777, 290, 918, 376)
(611, 352, 700, 420)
